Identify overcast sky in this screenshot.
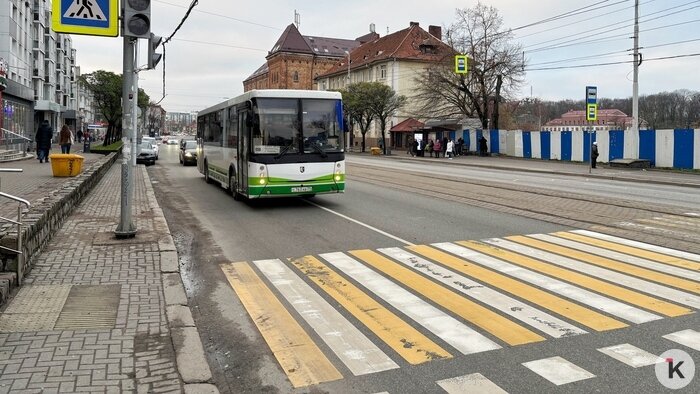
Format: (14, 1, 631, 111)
(70, 0, 700, 114)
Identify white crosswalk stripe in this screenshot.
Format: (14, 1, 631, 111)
(436, 373, 508, 393)
(253, 259, 399, 376)
(434, 242, 662, 324)
(522, 356, 596, 385)
(319, 252, 502, 355)
(597, 344, 661, 367)
(486, 238, 700, 310)
(379, 247, 587, 338)
(573, 230, 700, 263)
(663, 329, 700, 352)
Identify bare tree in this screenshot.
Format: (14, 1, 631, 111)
(366, 83, 406, 155)
(412, 3, 524, 129)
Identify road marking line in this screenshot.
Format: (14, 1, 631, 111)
(351, 249, 545, 346)
(572, 230, 700, 265)
(220, 262, 342, 388)
(253, 259, 399, 376)
(436, 373, 509, 394)
(597, 344, 661, 368)
(320, 252, 502, 355)
(640, 216, 700, 230)
(481, 238, 694, 315)
(379, 247, 587, 339)
(509, 235, 700, 294)
(522, 356, 595, 386)
(544, 233, 700, 281)
(305, 200, 414, 246)
(663, 329, 700, 352)
(291, 255, 452, 365)
(423, 243, 628, 331)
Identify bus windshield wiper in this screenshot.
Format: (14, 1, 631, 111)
(274, 144, 294, 160)
(309, 143, 328, 158)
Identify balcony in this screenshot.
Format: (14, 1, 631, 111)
(44, 27, 50, 36)
(32, 68, 42, 79)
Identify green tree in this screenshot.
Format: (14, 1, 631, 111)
(365, 83, 406, 155)
(80, 70, 150, 145)
(340, 83, 375, 152)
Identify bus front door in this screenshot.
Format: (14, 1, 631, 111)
(238, 110, 249, 196)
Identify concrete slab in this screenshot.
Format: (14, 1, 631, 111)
(172, 327, 213, 383)
(163, 273, 188, 306)
(166, 305, 195, 328)
(161, 251, 179, 273)
(184, 384, 220, 394)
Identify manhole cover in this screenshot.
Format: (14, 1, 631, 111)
(54, 285, 121, 329)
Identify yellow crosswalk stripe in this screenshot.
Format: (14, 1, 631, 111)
(407, 245, 627, 332)
(349, 250, 546, 346)
(553, 232, 700, 272)
(291, 255, 452, 364)
(510, 235, 700, 294)
(460, 240, 692, 317)
(220, 262, 342, 388)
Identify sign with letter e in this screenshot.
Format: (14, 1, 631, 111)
(455, 55, 468, 74)
(587, 103, 598, 121)
(52, 0, 118, 37)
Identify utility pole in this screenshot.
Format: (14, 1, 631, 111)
(115, 37, 137, 238)
(630, 0, 640, 159)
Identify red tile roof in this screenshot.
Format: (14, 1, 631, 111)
(318, 22, 455, 79)
(390, 118, 425, 132)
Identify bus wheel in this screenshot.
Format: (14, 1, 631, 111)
(204, 161, 213, 184)
(229, 170, 242, 201)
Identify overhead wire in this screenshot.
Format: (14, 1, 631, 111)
(156, 0, 199, 105)
(154, 0, 281, 30)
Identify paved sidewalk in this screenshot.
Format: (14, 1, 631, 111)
(0, 164, 213, 393)
(352, 152, 700, 188)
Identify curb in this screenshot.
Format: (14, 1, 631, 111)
(355, 153, 700, 189)
(140, 166, 219, 394)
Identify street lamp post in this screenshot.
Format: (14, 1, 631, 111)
(345, 51, 351, 86)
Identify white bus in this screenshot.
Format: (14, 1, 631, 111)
(196, 90, 346, 199)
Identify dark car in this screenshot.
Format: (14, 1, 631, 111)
(179, 140, 198, 165)
(136, 142, 157, 166)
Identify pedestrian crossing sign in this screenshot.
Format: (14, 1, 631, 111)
(587, 103, 598, 121)
(52, 0, 118, 37)
(455, 55, 468, 74)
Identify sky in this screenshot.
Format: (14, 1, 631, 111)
(70, 0, 700, 114)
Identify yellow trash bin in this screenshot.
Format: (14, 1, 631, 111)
(49, 154, 85, 177)
(370, 147, 381, 155)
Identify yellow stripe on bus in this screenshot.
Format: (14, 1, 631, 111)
(406, 245, 627, 332)
(459, 240, 691, 317)
(349, 249, 545, 346)
(292, 256, 452, 364)
(220, 262, 342, 388)
(509, 236, 700, 295)
(553, 232, 700, 272)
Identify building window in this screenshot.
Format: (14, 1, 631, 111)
(380, 65, 387, 79)
(293, 71, 299, 83)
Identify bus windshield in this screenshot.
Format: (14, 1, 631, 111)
(253, 98, 343, 155)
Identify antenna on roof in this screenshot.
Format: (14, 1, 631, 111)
(370, 23, 376, 33)
(294, 10, 301, 29)
(387, 26, 390, 35)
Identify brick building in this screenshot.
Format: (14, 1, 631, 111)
(243, 24, 378, 91)
(544, 109, 647, 132)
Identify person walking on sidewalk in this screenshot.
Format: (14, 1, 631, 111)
(447, 139, 455, 159)
(59, 125, 74, 154)
(35, 120, 53, 163)
(591, 141, 599, 168)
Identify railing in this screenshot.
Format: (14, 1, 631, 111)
(0, 170, 30, 286)
(0, 128, 31, 154)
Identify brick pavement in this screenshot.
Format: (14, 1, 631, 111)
(0, 165, 185, 393)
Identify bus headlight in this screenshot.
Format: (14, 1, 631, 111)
(259, 173, 266, 185)
(335, 170, 342, 181)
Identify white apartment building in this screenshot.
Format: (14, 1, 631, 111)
(1, 0, 81, 148)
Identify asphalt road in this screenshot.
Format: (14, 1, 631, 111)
(148, 145, 699, 394)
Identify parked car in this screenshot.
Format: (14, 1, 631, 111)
(179, 140, 198, 165)
(166, 139, 179, 145)
(142, 137, 159, 159)
(136, 142, 157, 166)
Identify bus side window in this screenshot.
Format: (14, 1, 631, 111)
(228, 107, 238, 148)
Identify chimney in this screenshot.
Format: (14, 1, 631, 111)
(410, 21, 419, 27)
(429, 25, 442, 40)
(370, 23, 376, 33)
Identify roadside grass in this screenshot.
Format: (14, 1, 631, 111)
(89, 141, 123, 154)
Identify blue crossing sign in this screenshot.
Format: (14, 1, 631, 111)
(52, 0, 118, 37)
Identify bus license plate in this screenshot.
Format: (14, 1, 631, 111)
(291, 186, 312, 193)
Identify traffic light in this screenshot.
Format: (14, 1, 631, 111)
(148, 33, 163, 69)
(123, 0, 151, 38)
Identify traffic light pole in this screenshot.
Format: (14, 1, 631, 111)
(116, 36, 137, 239)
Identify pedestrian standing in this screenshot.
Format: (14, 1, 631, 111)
(406, 138, 413, 155)
(428, 140, 434, 157)
(591, 141, 599, 168)
(442, 137, 448, 158)
(411, 139, 418, 157)
(457, 137, 464, 155)
(77, 128, 83, 143)
(433, 139, 441, 158)
(35, 120, 53, 163)
(479, 135, 488, 156)
(447, 139, 454, 159)
(59, 125, 73, 154)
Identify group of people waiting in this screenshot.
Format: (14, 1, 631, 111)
(34, 120, 90, 163)
(407, 136, 489, 158)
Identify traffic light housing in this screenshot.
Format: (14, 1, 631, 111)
(123, 0, 151, 38)
(148, 33, 163, 69)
